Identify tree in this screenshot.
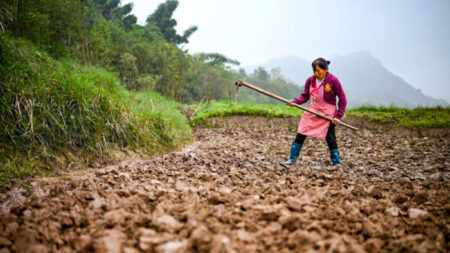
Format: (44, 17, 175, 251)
(122, 14, 137, 32)
(194, 53, 240, 66)
(146, 0, 197, 44)
(252, 67, 270, 82)
(92, 0, 137, 31)
(118, 53, 139, 89)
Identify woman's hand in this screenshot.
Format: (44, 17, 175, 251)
(287, 99, 296, 107)
(332, 118, 340, 125)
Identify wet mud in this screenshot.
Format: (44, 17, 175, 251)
(1, 116, 449, 252)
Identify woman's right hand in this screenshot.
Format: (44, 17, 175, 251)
(287, 99, 296, 107)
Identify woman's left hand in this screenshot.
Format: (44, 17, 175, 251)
(287, 99, 296, 107)
(332, 118, 340, 125)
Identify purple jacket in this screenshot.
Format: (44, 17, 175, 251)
(293, 72, 347, 119)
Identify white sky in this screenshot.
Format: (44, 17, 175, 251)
(122, 0, 450, 102)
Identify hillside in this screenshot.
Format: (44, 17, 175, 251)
(245, 53, 449, 108)
(0, 36, 192, 181)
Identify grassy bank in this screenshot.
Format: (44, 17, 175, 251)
(0, 36, 192, 182)
(191, 101, 450, 129)
(347, 106, 450, 128)
(189, 100, 302, 124)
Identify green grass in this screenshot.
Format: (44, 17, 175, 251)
(190, 100, 303, 124)
(190, 101, 450, 129)
(0, 36, 192, 183)
(347, 106, 450, 128)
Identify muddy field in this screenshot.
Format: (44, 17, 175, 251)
(1, 116, 449, 253)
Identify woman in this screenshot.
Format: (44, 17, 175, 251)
(284, 58, 347, 166)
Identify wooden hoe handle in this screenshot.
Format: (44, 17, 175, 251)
(235, 79, 358, 131)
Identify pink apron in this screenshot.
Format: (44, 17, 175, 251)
(297, 82, 336, 139)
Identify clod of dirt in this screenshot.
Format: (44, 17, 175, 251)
(287, 230, 320, 250)
(385, 206, 400, 217)
(285, 196, 310, 211)
(155, 240, 188, 253)
(408, 208, 429, 219)
(138, 228, 172, 252)
(189, 225, 212, 252)
(123, 247, 140, 253)
(392, 193, 409, 204)
(362, 219, 384, 237)
(412, 192, 430, 204)
(364, 238, 385, 252)
(74, 234, 92, 252)
(93, 229, 126, 253)
(104, 209, 128, 227)
(0, 237, 11, 247)
(152, 215, 183, 233)
(208, 193, 227, 205)
(209, 234, 235, 253)
(368, 187, 383, 199)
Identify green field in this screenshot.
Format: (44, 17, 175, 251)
(347, 106, 450, 128)
(189, 100, 302, 124)
(190, 101, 450, 129)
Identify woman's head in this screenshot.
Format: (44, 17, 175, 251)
(312, 58, 330, 80)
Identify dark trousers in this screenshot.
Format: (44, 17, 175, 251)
(294, 123, 338, 150)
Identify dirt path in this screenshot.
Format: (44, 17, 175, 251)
(1, 116, 449, 253)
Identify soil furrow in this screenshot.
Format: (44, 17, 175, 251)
(1, 116, 449, 253)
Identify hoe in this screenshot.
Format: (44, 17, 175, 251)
(235, 79, 358, 131)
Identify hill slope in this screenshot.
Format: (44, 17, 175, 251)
(0, 36, 192, 181)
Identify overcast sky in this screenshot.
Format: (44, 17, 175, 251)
(122, 0, 450, 102)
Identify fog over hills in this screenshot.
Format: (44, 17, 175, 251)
(244, 52, 448, 108)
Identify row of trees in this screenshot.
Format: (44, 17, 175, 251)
(0, 0, 301, 103)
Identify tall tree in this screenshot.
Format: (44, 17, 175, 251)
(146, 0, 197, 44)
(92, 0, 137, 31)
(194, 53, 240, 66)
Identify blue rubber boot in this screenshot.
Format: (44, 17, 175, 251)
(330, 149, 341, 166)
(284, 143, 302, 165)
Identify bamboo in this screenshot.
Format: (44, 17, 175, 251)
(235, 79, 359, 131)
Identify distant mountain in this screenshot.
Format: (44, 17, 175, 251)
(244, 52, 449, 108)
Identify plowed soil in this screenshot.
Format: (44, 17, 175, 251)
(1, 116, 449, 253)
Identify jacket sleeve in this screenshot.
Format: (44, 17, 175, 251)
(333, 77, 347, 119)
(293, 78, 310, 104)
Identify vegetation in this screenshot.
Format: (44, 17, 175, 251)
(0, 36, 191, 182)
(190, 100, 302, 124)
(146, 0, 197, 44)
(235, 67, 302, 104)
(347, 106, 450, 129)
(191, 102, 450, 129)
(0, 0, 300, 102)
